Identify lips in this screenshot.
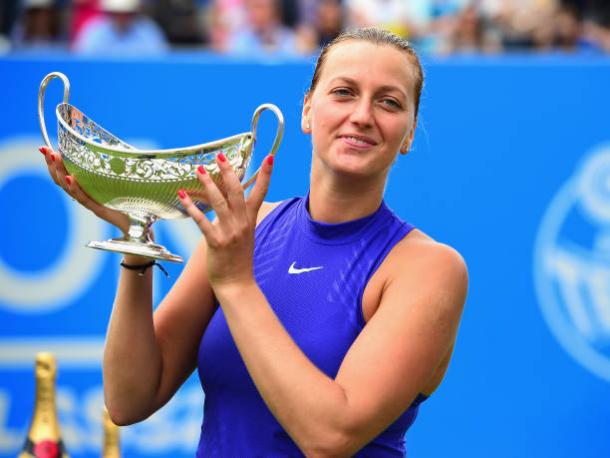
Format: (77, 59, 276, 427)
(339, 133, 378, 148)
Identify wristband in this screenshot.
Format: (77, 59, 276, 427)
(120, 260, 169, 278)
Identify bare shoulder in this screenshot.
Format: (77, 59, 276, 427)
(397, 229, 467, 277)
(383, 229, 468, 311)
(256, 200, 283, 225)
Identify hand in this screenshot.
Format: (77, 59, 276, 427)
(177, 152, 274, 289)
(39, 146, 130, 236)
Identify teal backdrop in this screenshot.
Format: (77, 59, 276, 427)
(0, 53, 609, 457)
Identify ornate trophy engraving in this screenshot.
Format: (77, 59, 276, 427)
(38, 72, 284, 263)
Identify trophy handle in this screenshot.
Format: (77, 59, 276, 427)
(241, 103, 284, 190)
(38, 72, 70, 150)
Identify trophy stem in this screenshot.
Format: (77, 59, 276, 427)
(86, 213, 183, 263)
(127, 213, 156, 245)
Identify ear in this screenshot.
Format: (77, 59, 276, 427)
(399, 118, 417, 155)
(301, 94, 312, 134)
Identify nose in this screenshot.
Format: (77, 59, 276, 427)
(349, 98, 374, 128)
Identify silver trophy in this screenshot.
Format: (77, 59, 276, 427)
(38, 72, 284, 263)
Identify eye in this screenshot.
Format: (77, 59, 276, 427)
(380, 98, 402, 110)
(331, 87, 353, 97)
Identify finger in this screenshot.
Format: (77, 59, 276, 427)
(48, 148, 70, 176)
(215, 152, 247, 218)
(43, 149, 91, 210)
(39, 146, 54, 180)
(178, 188, 215, 238)
(45, 150, 73, 196)
(196, 164, 233, 224)
(184, 187, 208, 206)
(246, 154, 274, 222)
(39, 146, 53, 158)
(40, 146, 62, 187)
(51, 154, 70, 192)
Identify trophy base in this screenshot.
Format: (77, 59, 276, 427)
(87, 239, 183, 263)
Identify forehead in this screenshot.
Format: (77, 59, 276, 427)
(318, 41, 417, 94)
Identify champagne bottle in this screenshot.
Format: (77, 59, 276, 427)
(101, 407, 121, 458)
(19, 352, 69, 458)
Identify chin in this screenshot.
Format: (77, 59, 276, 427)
(331, 161, 377, 179)
(335, 150, 383, 172)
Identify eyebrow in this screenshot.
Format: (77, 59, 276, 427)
(329, 77, 408, 100)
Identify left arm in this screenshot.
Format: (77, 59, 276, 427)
(179, 155, 468, 457)
(215, 245, 466, 457)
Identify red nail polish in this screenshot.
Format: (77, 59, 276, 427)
(50, 153, 55, 162)
(178, 189, 186, 199)
(65, 176, 72, 186)
(39, 147, 46, 156)
(197, 165, 206, 175)
(266, 155, 274, 166)
(217, 153, 226, 163)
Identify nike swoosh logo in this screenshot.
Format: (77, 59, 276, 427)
(288, 261, 324, 274)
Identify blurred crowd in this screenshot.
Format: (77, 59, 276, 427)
(1, 0, 609, 56)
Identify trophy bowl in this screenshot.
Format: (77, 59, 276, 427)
(38, 72, 284, 263)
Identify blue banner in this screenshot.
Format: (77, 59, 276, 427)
(1, 53, 609, 457)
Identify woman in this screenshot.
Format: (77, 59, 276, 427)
(40, 27, 468, 457)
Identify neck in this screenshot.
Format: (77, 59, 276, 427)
(308, 159, 386, 223)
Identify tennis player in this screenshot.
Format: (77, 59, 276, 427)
(40, 27, 468, 457)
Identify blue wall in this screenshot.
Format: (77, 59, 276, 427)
(1, 53, 609, 457)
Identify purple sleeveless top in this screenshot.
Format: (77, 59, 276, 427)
(197, 196, 426, 457)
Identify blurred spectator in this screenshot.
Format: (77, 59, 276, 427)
(152, 0, 208, 46)
(0, 0, 19, 52)
(279, 0, 300, 28)
(553, 3, 602, 52)
(424, 0, 471, 52)
(206, 0, 246, 52)
(288, 0, 343, 54)
(11, 0, 65, 51)
(442, 4, 484, 53)
(478, 0, 559, 50)
(0, 0, 608, 55)
(561, 0, 610, 51)
(73, 0, 169, 55)
(314, 0, 342, 46)
(583, 20, 610, 52)
(345, 0, 412, 38)
(70, 0, 101, 43)
(563, 0, 610, 24)
(343, 0, 472, 53)
(226, 0, 299, 55)
(297, 0, 321, 28)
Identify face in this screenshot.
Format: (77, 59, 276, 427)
(302, 41, 417, 179)
(110, 12, 137, 32)
(246, 0, 277, 29)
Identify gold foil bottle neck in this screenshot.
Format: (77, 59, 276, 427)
(102, 407, 121, 458)
(18, 352, 69, 458)
(34, 352, 57, 378)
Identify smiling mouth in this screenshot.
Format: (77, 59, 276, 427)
(339, 135, 377, 148)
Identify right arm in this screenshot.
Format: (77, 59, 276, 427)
(103, 240, 216, 425)
(41, 146, 279, 425)
(103, 199, 280, 425)
(40, 145, 216, 425)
